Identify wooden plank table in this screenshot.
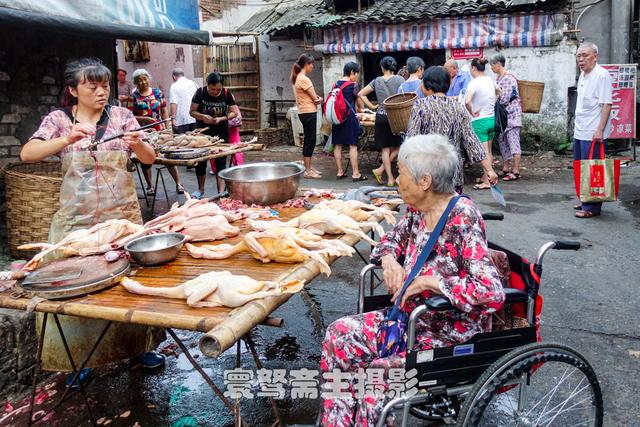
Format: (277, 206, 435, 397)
(0, 205, 381, 426)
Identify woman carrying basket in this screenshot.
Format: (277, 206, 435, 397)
(359, 56, 404, 187)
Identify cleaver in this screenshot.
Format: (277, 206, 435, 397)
(0, 268, 83, 285)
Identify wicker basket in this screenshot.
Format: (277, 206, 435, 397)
(518, 80, 545, 113)
(383, 93, 418, 135)
(5, 161, 63, 258)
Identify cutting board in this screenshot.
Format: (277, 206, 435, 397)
(18, 255, 130, 300)
(160, 147, 210, 159)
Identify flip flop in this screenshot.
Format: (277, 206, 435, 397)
(503, 172, 520, 181)
(304, 172, 322, 179)
(176, 184, 185, 194)
(575, 210, 600, 218)
(574, 204, 582, 210)
(372, 170, 384, 185)
(336, 173, 347, 180)
(473, 183, 491, 190)
(352, 175, 368, 182)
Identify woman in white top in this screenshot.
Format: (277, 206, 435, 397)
(465, 57, 497, 190)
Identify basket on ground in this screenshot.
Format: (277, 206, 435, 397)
(518, 80, 545, 113)
(383, 93, 417, 135)
(4, 161, 62, 258)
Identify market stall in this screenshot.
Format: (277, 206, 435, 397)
(0, 188, 399, 426)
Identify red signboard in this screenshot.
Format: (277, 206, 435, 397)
(451, 48, 484, 60)
(602, 64, 637, 139)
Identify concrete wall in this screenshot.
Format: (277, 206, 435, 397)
(201, 0, 269, 34)
(115, 41, 197, 95)
(322, 54, 358, 96)
(257, 36, 324, 128)
(576, 0, 633, 64)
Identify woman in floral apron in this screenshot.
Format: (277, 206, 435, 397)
(20, 58, 166, 383)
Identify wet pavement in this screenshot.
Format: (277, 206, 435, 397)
(1, 146, 639, 426)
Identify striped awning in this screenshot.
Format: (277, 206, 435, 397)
(315, 13, 565, 54)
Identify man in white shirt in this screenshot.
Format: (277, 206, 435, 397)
(573, 42, 613, 218)
(169, 68, 199, 134)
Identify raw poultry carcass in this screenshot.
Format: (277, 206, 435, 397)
(19, 219, 146, 270)
(121, 271, 304, 308)
(185, 227, 354, 276)
(247, 208, 384, 246)
(313, 199, 397, 224)
(144, 195, 242, 242)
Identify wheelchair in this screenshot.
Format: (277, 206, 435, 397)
(358, 235, 604, 427)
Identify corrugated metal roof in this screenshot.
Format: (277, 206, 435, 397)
(238, 0, 566, 34)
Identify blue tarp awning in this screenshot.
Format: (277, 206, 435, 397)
(0, 0, 210, 45)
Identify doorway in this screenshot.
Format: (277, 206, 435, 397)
(361, 49, 446, 101)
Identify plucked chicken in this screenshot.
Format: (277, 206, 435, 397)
(313, 199, 397, 224)
(20, 219, 146, 270)
(121, 271, 304, 308)
(185, 227, 354, 276)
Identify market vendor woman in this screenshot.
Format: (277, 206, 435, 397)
(20, 58, 166, 380)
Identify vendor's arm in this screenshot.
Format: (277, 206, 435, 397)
(190, 101, 215, 125)
(21, 115, 95, 163)
(438, 205, 504, 313)
(358, 84, 378, 110)
(464, 86, 477, 116)
(594, 104, 612, 142)
(123, 110, 155, 164)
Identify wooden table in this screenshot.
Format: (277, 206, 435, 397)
(0, 205, 382, 426)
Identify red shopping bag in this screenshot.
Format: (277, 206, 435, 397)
(573, 140, 620, 202)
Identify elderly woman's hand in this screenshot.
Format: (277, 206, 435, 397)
(391, 275, 443, 308)
(381, 254, 405, 295)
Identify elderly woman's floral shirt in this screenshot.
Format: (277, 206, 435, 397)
(371, 197, 505, 348)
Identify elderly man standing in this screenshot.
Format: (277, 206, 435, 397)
(573, 42, 613, 218)
(169, 68, 199, 134)
(444, 59, 471, 97)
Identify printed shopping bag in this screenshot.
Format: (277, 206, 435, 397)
(573, 140, 620, 203)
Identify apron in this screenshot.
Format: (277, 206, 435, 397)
(37, 150, 164, 370)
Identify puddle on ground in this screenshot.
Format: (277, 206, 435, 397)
(264, 334, 301, 361)
(537, 226, 583, 238)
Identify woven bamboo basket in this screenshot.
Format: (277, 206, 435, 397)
(383, 93, 418, 135)
(5, 161, 63, 258)
(518, 80, 545, 113)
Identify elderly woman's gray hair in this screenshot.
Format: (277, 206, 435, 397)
(132, 68, 151, 84)
(406, 57, 425, 74)
(398, 134, 459, 194)
(489, 53, 506, 67)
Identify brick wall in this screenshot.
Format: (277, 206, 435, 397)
(0, 28, 113, 401)
(200, 0, 222, 21)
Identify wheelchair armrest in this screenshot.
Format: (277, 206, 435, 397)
(504, 287, 528, 303)
(425, 296, 454, 311)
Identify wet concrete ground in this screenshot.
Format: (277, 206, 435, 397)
(1, 146, 639, 426)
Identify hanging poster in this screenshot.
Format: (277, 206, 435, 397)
(602, 64, 637, 139)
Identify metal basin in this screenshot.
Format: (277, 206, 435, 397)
(124, 232, 187, 266)
(218, 162, 305, 205)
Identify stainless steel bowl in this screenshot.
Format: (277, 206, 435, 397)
(218, 162, 305, 205)
(124, 232, 187, 266)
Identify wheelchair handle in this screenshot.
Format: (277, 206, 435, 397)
(482, 212, 504, 221)
(535, 240, 581, 265)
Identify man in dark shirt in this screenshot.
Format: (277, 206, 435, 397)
(190, 71, 237, 198)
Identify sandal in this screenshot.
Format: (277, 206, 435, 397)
(304, 171, 322, 179)
(192, 190, 204, 200)
(574, 204, 582, 210)
(497, 169, 510, 178)
(336, 173, 347, 180)
(473, 183, 491, 190)
(146, 187, 155, 196)
(372, 170, 384, 185)
(575, 210, 600, 218)
(176, 184, 185, 194)
(352, 175, 369, 182)
(503, 172, 520, 181)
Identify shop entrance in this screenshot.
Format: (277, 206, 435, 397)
(361, 49, 446, 100)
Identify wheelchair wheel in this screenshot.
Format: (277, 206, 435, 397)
(457, 342, 603, 427)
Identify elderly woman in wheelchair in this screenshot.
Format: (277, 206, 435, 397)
(319, 135, 604, 427)
(320, 135, 505, 426)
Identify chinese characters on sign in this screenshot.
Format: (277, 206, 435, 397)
(602, 64, 637, 139)
(222, 368, 418, 400)
(451, 48, 484, 60)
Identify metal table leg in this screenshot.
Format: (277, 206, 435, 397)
(165, 328, 249, 427)
(134, 162, 150, 207)
(243, 334, 283, 427)
(151, 166, 170, 217)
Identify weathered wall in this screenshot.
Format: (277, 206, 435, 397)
(576, 0, 633, 64)
(257, 37, 324, 128)
(201, 0, 268, 34)
(116, 41, 196, 95)
(0, 29, 114, 400)
(322, 54, 358, 97)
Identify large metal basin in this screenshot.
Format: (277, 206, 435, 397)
(218, 162, 305, 205)
(124, 232, 187, 266)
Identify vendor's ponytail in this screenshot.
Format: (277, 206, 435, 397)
(291, 53, 314, 85)
(471, 57, 489, 72)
